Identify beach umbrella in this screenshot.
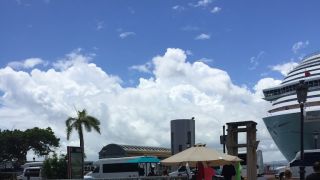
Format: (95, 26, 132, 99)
(161, 144, 242, 167)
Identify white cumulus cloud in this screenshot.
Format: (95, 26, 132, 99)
(53, 49, 94, 71)
(186, 50, 193, 56)
(7, 58, 45, 69)
(119, 32, 136, 39)
(197, 58, 213, 64)
(195, 33, 210, 40)
(249, 51, 265, 70)
(96, 21, 104, 30)
(292, 40, 309, 53)
(271, 62, 299, 76)
(129, 62, 153, 74)
(172, 5, 185, 11)
(0, 48, 285, 162)
(190, 0, 212, 7)
(211, 6, 221, 14)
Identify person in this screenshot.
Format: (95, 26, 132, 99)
(283, 169, 292, 180)
(148, 167, 155, 176)
(138, 166, 145, 176)
(196, 162, 204, 180)
(235, 162, 242, 180)
(162, 168, 168, 176)
(203, 166, 215, 180)
(306, 161, 320, 180)
(221, 164, 236, 180)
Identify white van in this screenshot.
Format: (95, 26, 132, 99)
(17, 166, 42, 180)
(84, 156, 160, 179)
(17, 162, 43, 180)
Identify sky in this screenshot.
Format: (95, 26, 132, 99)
(0, 0, 320, 162)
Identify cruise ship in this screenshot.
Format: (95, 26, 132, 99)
(263, 53, 320, 161)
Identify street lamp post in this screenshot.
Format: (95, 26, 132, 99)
(296, 80, 308, 180)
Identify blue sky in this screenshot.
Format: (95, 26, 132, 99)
(1, 0, 319, 87)
(1, 0, 320, 162)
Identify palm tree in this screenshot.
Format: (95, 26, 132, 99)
(66, 109, 101, 177)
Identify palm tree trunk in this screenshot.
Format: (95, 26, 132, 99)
(79, 127, 84, 178)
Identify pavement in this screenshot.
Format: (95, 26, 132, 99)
(257, 175, 300, 180)
(257, 175, 275, 180)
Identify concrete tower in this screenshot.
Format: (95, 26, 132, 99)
(170, 118, 195, 155)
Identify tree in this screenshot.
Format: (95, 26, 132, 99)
(0, 127, 60, 165)
(42, 153, 67, 179)
(65, 109, 101, 176)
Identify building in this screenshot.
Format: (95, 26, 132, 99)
(170, 118, 195, 155)
(99, 144, 171, 160)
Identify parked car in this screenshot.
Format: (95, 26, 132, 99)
(274, 166, 287, 179)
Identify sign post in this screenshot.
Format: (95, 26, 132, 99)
(67, 146, 83, 179)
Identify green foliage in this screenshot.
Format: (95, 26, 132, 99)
(0, 129, 25, 163)
(25, 127, 60, 156)
(42, 153, 67, 179)
(66, 109, 101, 141)
(0, 127, 60, 165)
(65, 109, 101, 157)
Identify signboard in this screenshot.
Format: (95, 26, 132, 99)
(220, 135, 227, 144)
(67, 146, 83, 179)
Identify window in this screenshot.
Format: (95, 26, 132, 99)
(288, 86, 292, 91)
(179, 145, 182, 152)
(314, 80, 319, 87)
(178, 166, 186, 172)
(93, 166, 100, 173)
(25, 169, 40, 177)
(103, 163, 139, 173)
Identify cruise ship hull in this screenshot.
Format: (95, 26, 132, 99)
(263, 110, 320, 161)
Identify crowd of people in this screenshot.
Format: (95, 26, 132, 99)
(154, 160, 320, 179)
(193, 162, 240, 180)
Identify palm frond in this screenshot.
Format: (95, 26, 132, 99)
(65, 117, 76, 127)
(83, 121, 92, 132)
(66, 126, 73, 140)
(66, 109, 101, 142)
(86, 116, 101, 134)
